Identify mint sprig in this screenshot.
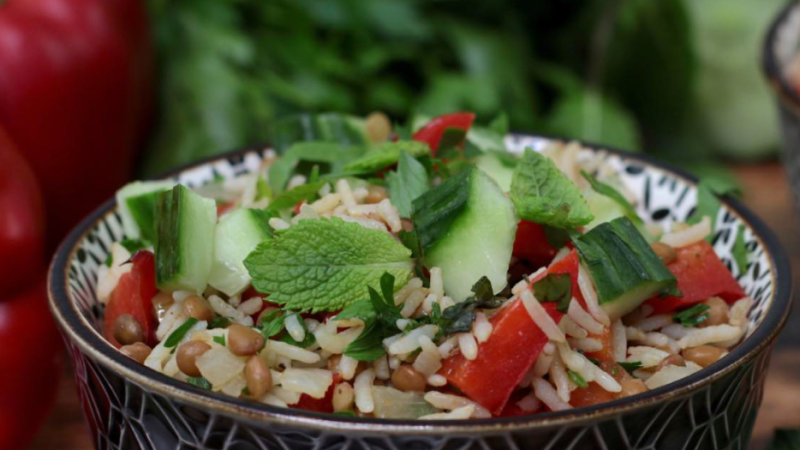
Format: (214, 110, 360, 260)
(244, 218, 414, 312)
(510, 148, 594, 228)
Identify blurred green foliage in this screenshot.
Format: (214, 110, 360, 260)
(142, 0, 787, 176)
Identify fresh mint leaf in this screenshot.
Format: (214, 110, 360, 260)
(344, 140, 430, 174)
(209, 316, 231, 329)
(581, 170, 644, 227)
(269, 141, 365, 193)
(732, 225, 750, 274)
(244, 218, 414, 312)
(334, 299, 376, 322)
(186, 376, 212, 390)
(533, 273, 572, 312)
(510, 148, 594, 228)
(387, 151, 430, 217)
(543, 225, 570, 248)
(267, 180, 326, 212)
(343, 273, 405, 361)
(411, 166, 472, 252)
(687, 179, 742, 240)
(437, 127, 468, 152)
(164, 318, 199, 348)
(568, 370, 588, 388)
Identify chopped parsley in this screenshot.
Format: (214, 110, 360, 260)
(617, 361, 643, 373)
(532, 273, 572, 312)
(213, 335, 226, 346)
(568, 370, 588, 388)
(186, 376, 212, 390)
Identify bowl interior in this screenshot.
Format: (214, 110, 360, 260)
(58, 136, 779, 420)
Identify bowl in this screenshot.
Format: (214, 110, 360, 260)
(763, 1, 800, 209)
(49, 136, 792, 450)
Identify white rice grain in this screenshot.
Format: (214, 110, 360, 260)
(264, 340, 320, 364)
(560, 315, 589, 339)
(438, 336, 459, 359)
(627, 346, 670, 368)
(339, 355, 359, 381)
(472, 312, 493, 343)
(729, 297, 752, 327)
(377, 199, 402, 233)
(567, 299, 605, 335)
(428, 374, 447, 387)
(678, 325, 743, 349)
(208, 295, 252, 326)
(423, 392, 490, 418)
(284, 314, 306, 343)
(521, 290, 566, 343)
(354, 369, 376, 413)
(429, 267, 444, 298)
(413, 335, 442, 377)
(458, 333, 479, 361)
(400, 289, 426, 318)
(373, 355, 391, 380)
(532, 352, 554, 378)
(661, 216, 711, 248)
(645, 364, 701, 390)
(309, 192, 342, 214)
(532, 377, 571, 411)
(394, 278, 424, 305)
(634, 314, 674, 332)
(568, 337, 603, 353)
(549, 353, 571, 402)
(517, 393, 542, 412)
(578, 264, 610, 325)
(237, 297, 263, 316)
(268, 217, 291, 231)
(336, 179, 358, 210)
(387, 325, 438, 355)
(660, 323, 691, 340)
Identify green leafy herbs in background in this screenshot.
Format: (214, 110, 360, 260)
(142, 0, 783, 178)
(767, 427, 800, 450)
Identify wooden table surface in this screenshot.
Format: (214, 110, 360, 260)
(28, 163, 800, 450)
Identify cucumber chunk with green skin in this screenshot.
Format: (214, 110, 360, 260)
(475, 152, 515, 192)
(571, 217, 679, 320)
(208, 208, 273, 296)
(155, 185, 217, 294)
(116, 181, 174, 241)
(414, 167, 517, 302)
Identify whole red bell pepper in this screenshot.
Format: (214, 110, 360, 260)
(0, 281, 64, 450)
(646, 240, 746, 314)
(0, 0, 152, 249)
(0, 127, 45, 294)
(412, 112, 475, 155)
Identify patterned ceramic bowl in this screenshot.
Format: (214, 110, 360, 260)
(764, 1, 800, 209)
(49, 136, 791, 450)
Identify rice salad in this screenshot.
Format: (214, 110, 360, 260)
(100, 112, 751, 419)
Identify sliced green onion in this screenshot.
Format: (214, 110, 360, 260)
(568, 370, 588, 388)
(674, 304, 711, 327)
(164, 318, 199, 347)
(618, 361, 643, 373)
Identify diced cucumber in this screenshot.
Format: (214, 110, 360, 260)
(475, 152, 516, 192)
(414, 167, 517, 301)
(155, 185, 217, 293)
(572, 217, 679, 320)
(208, 208, 273, 296)
(116, 181, 174, 241)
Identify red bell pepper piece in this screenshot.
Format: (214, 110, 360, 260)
(0, 127, 45, 294)
(440, 301, 562, 415)
(646, 240, 746, 314)
(292, 374, 341, 413)
(412, 112, 475, 155)
(104, 251, 159, 347)
(0, 279, 64, 450)
(0, 0, 153, 248)
(513, 220, 560, 268)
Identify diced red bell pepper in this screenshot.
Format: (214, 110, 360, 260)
(103, 251, 159, 347)
(412, 112, 475, 155)
(513, 221, 559, 268)
(439, 301, 563, 415)
(584, 326, 615, 364)
(646, 240, 746, 314)
(216, 202, 236, 217)
(292, 374, 341, 413)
